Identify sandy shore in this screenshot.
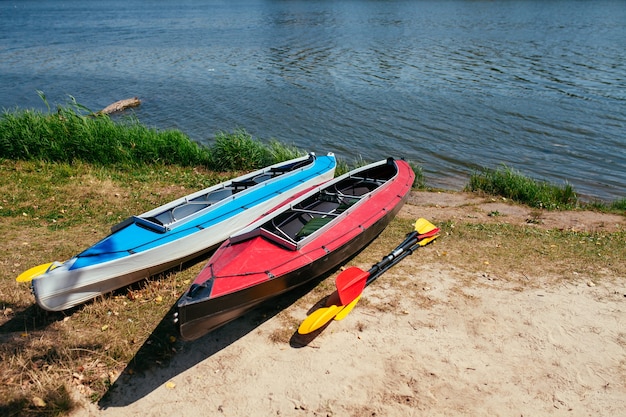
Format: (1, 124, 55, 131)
(70, 192, 626, 417)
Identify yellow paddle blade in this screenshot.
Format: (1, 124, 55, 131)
(333, 295, 361, 321)
(418, 234, 439, 247)
(16, 262, 54, 282)
(415, 218, 437, 235)
(298, 304, 344, 335)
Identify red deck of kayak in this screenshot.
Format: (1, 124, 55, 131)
(194, 160, 413, 299)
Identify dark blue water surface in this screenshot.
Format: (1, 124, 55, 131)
(1, 0, 625, 200)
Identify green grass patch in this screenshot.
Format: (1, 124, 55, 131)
(0, 105, 210, 167)
(466, 165, 578, 210)
(207, 129, 306, 171)
(0, 98, 311, 172)
(587, 197, 626, 214)
(611, 198, 626, 211)
(409, 161, 425, 189)
(0, 97, 432, 189)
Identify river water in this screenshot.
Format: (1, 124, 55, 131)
(1, 0, 625, 200)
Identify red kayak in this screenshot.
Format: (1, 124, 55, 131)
(175, 158, 414, 341)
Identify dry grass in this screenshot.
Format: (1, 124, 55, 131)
(0, 160, 229, 416)
(1, 160, 624, 416)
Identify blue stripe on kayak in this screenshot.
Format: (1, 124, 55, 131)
(70, 155, 335, 270)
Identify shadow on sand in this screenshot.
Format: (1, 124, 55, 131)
(98, 278, 323, 409)
(287, 290, 339, 349)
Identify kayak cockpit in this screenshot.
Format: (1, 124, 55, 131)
(230, 168, 396, 250)
(111, 155, 318, 233)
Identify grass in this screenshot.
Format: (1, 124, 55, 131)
(466, 165, 578, 210)
(437, 221, 626, 282)
(2, 99, 620, 208)
(427, 157, 626, 211)
(0, 161, 220, 416)
(466, 165, 625, 214)
(0, 97, 306, 171)
(208, 129, 303, 171)
(0, 103, 210, 168)
(588, 197, 626, 213)
(301, 216, 626, 322)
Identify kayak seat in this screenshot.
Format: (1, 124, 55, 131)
(339, 180, 379, 197)
(250, 173, 273, 184)
(232, 172, 272, 189)
(291, 194, 356, 240)
(295, 216, 333, 240)
(153, 210, 175, 225)
(293, 194, 358, 240)
(271, 186, 360, 242)
(171, 202, 210, 221)
(149, 188, 234, 226)
(201, 188, 233, 204)
(308, 200, 340, 213)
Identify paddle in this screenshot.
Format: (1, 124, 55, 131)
(297, 219, 439, 335)
(333, 295, 361, 321)
(298, 304, 345, 334)
(297, 231, 438, 334)
(334, 233, 438, 322)
(335, 218, 439, 305)
(16, 262, 57, 283)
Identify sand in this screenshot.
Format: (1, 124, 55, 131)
(70, 192, 626, 417)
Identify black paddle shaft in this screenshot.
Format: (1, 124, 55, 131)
(364, 238, 426, 288)
(365, 231, 422, 285)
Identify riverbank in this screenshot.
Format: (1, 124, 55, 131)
(2, 165, 624, 415)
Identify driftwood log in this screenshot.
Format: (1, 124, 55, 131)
(98, 97, 141, 115)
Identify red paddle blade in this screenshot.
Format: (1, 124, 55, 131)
(417, 227, 440, 241)
(335, 266, 369, 306)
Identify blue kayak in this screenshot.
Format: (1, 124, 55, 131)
(27, 153, 336, 311)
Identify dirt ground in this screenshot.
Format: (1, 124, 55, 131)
(70, 191, 626, 417)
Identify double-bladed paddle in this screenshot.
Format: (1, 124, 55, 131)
(297, 218, 439, 335)
(335, 218, 439, 306)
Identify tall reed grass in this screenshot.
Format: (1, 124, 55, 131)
(208, 129, 304, 171)
(466, 165, 578, 210)
(0, 98, 304, 170)
(0, 106, 208, 167)
(0, 98, 430, 189)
